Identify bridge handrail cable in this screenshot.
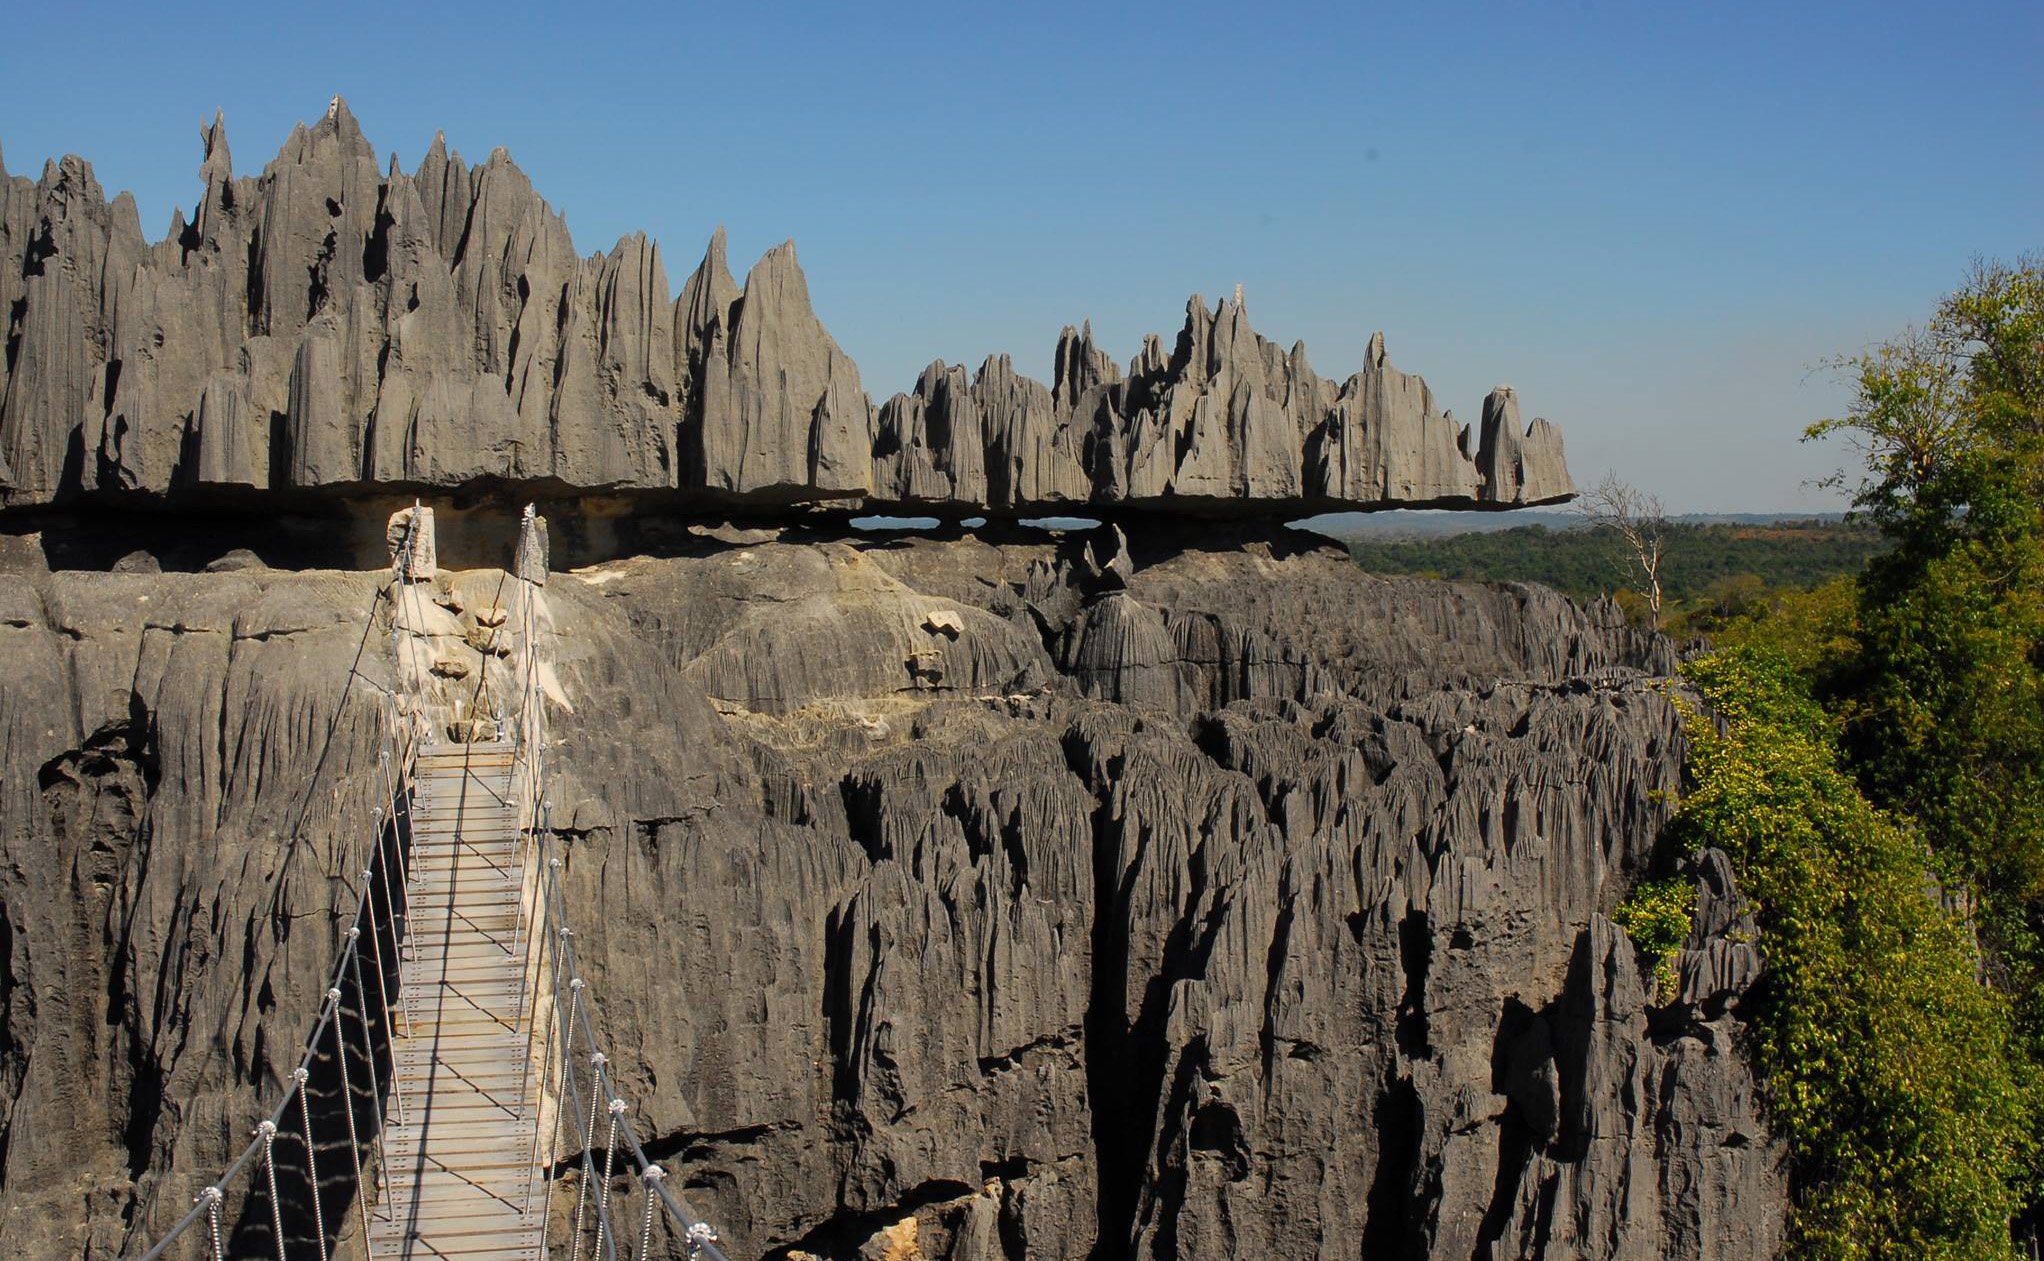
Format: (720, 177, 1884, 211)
(136, 511, 433, 1261)
(133, 505, 735, 1260)
(503, 512, 732, 1261)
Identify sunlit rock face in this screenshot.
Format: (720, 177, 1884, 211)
(0, 99, 1571, 522)
(0, 521, 1779, 1261)
(0, 95, 1714, 1261)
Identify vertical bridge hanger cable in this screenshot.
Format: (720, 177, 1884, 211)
(508, 503, 733, 1261)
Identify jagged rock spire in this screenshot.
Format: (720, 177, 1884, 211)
(0, 102, 1575, 517)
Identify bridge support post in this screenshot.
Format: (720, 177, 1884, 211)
(386, 503, 437, 579)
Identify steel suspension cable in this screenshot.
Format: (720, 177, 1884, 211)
(361, 866, 402, 1049)
(512, 742, 552, 1103)
(375, 753, 415, 965)
(258, 1120, 285, 1261)
(294, 1067, 329, 1261)
(597, 1098, 626, 1261)
(541, 974, 572, 1259)
(535, 846, 731, 1261)
(571, 1049, 604, 1261)
(348, 927, 399, 1131)
(639, 1165, 664, 1261)
(517, 862, 560, 1210)
(329, 984, 379, 1243)
(528, 890, 568, 1189)
(199, 1185, 224, 1261)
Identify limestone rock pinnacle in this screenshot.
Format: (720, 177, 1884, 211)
(0, 103, 1576, 519)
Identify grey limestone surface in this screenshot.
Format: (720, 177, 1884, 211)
(0, 97, 1767, 1261)
(0, 524, 1779, 1260)
(0, 100, 1572, 522)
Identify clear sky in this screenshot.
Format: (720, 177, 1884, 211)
(3, 0, 2038, 512)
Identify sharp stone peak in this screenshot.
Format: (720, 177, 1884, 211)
(701, 225, 732, 270)
(11, 101, 819, 319)
(741, 240, 810, 293)
(0, 97, 1576, 517)
(201, 109, 229, 156)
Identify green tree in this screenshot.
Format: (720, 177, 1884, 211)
(1674, 648, 2036, 1260)
(1705, 255, 2044, 1254)
(1711, 575, 1860, 677)
(1809, 257, 2044, 932)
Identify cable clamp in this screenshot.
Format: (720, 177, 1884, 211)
(256, 1120, 278, 1139)
(197, 1185, 224, 1205)
(590, 1052, 607, 1067)
(292, 1067, 309, 1086)
(642, 1164, 667, 1183)
(686, 1221, 720, 1255)
(609, 1098, 627, 1115)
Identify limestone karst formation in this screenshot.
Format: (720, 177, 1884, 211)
(0, 101, 1780, 1261)
(0, 526, 1777, 1261)
(0, 98, 1572, 518)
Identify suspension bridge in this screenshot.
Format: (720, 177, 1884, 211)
(134, 508, 728, 1261)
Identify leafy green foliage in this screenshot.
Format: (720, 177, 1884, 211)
(1710, 575, 1861, 678)
(1842, 486, 2044, 896)
(1611, 875, 1692, 999)
(1815, 262, 2044, 897)
(1674, 648, 2036, 1260)
(1676, 258, 2044, 1258)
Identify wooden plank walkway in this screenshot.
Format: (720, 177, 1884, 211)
(373, 740, 544, 1260)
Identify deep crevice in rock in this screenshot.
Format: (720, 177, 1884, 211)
(1361, 1074, 1422, 1259)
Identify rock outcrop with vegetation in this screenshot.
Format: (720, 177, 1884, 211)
(0, 98, 1819, 1261)
(0, 523, 1776, 1260)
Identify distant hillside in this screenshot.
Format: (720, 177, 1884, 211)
(1304, 509, 1851, 540)
(1343, 517, 1884, 627)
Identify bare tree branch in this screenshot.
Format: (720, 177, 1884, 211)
(1574, 472, 1668, 630)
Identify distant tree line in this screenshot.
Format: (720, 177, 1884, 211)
(1345, 516, 1888, 634)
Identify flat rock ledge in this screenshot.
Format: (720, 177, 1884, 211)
(0, 98, 1571, 521)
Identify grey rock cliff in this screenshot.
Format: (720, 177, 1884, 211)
(0, 100, 1574, 519)
(0, 527, 1778, 1260)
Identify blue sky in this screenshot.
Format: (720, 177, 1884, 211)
(4, 0, 2038, 511)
